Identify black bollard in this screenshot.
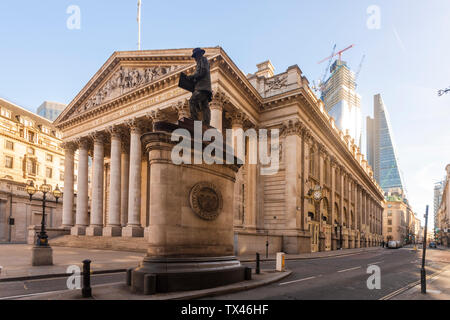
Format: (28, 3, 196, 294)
(266, 240, 269, 259)
(256, 253, 260, 274)
(82, 259, 92, 298)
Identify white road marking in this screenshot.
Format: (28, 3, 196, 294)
(279, 276, 316, 286)
(368, 261, 383, 265)
(337, 266, 361, 273)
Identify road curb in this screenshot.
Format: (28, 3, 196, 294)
(379, 266, 450, 300)
(240, 248, 381, 263)
(150, 270, 293, 300)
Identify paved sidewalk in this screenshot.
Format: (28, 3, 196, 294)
(391, 267, 450, 300)
(0, 245, 145, 280)
(0, 244, 381, 281)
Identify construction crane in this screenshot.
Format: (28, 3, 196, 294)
(354, 54, 366, 88)
(438, 86, 450, 96)
(313, 44, 355, 97)
(312, 44, 336, 94)
(317, 44, 354, 64)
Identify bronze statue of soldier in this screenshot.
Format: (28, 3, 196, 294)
(181, 48, 212, 126)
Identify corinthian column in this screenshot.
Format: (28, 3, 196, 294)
(122, 121, 144, 237)
(104, 127, 122, 236)
(62, 142, 76, 228)
(210, 91, 228, 132)
(120, 138, 130, 227)
(86, 133, 105, 236)
(71, 138, 89, 235)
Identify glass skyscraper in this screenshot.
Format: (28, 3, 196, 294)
(366, 94, 405, 193)
(322, 60, 362, 147)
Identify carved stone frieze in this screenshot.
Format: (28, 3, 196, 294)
(73, 65, 183, 116)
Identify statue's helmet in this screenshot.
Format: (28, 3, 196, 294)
(192, 48, 206, 58)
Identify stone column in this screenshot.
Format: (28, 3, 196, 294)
(120, 140, 130, 227)
(210, 103, 223, 132)
(86, 133, 105, 236)
(210, 91, 228, 132)
(122, 122, 144, 237)
(104, 128, 122, 236)
(62, 142, 76, 228)
(71, 138, 89, 235)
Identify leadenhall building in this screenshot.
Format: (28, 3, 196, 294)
(53, 47, 384, 254)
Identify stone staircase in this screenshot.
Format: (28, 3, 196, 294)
(50, 235, 148, 252)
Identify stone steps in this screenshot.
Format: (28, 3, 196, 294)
(50, 235, 148, 253)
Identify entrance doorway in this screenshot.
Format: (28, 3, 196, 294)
(310, 221, 319, 253)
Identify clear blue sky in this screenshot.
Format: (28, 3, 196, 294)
(1, 0, 449, 227)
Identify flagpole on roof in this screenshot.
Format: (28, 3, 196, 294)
(137, 0, 142, 50)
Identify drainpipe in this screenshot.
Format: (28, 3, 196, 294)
(8, 192, 13, 243)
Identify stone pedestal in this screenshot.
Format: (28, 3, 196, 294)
(86, 225, 103, 236)
(122, 226, 144, 237)
(103, 226, 122, 237)
(130, 119, 247, 294)
(71, 225, 86, 236)
(31, 246, 53, 266)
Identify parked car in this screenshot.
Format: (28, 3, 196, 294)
(388, 240, 402, 249)
(429, 242, 437, 248)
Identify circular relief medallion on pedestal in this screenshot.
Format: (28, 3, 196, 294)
(189, 182, 223, 221)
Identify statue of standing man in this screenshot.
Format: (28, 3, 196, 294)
(179, 48, 212, 126)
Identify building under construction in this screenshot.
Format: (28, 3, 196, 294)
(321, 59, 362, 147)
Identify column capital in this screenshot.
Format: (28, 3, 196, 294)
(89, 131, 107, 144)
(76, 137, 90, 150)
(227, 110, 247, 127)
(126, 118, 145, 134)
(61, 141, 78, 152)
(281, 119, 305, 137)
(106, 125, 122, 140)
(172, 99, 190, 120)
(146, 108, 168, 123)
(210, 90, 229, 110)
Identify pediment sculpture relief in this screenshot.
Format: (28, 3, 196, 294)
(74, 65, 184, 115)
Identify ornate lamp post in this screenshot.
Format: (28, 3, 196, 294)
(27, 180, 62, 266)
(26, 181, 62, 246)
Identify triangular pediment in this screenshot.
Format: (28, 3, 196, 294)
(71, 63, 185, 117)
(55, 49, 222, 125)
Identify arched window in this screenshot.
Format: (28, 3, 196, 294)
(309, 147, 315, 176)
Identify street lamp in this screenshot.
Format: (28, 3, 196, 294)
(26, 180, 62, 247)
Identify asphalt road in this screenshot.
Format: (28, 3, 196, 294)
(0, 247, 448, 300)
(207, 246, 450, 300)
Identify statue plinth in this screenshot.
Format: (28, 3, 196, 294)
(130, 119, 249, 294)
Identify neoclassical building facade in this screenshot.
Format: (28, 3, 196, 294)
(54, 48, 384, 254)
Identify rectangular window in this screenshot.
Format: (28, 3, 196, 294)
(388, 227, 392, 232)
(1, 108, 11, 118)
(27, 159, 36, 175)
(60, 171, 64, 181)
(387, 211, 392, 216)
(46, 167, 52, 179)
(27, 147, 35, 155)
(5, 140, 14, 150)
(5, 156, 13, 169)
(46, 154, 53, 162)
(388, 220, 392, 226)
(28, 131, 35, 143)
